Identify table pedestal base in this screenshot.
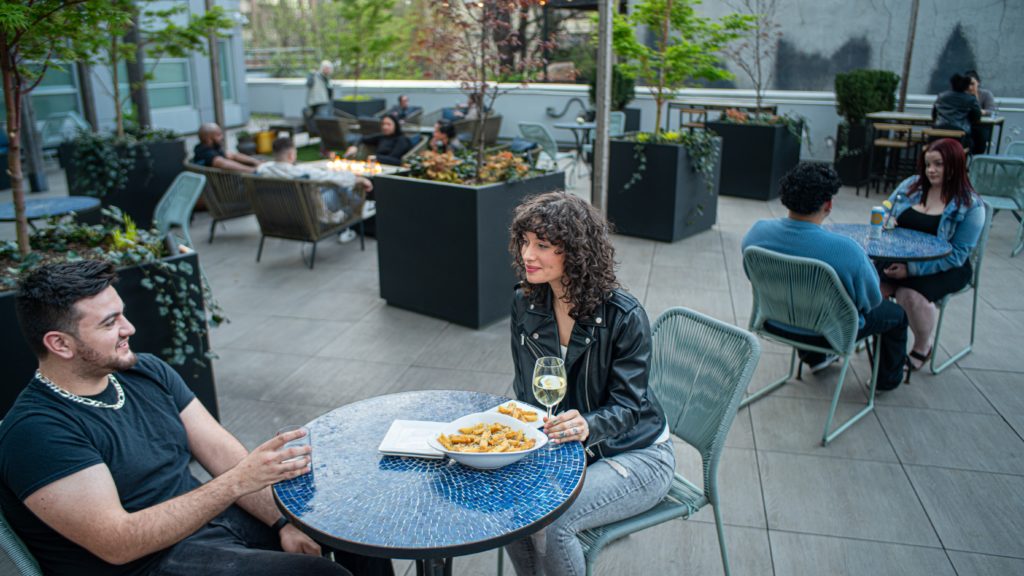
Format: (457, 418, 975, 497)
(416, 557, 452, 576)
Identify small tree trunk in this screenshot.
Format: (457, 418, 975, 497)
(112, 35, 125, 138)
(655, 0, 672, 136)
(898, 0, 920, 112)
(1, 61, 30, 255)
(207, 0, 225, 128)
(125, 19, 151, 130)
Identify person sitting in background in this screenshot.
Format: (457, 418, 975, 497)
(452, 93, 483, 121)
(429, 120, 463, 154)
(192, 123, 262, 173)
(343, 113, 411, 166)
(257, 137, 375, 244)
(965, 70, 996, 154)
(932, 73, 982, 153)
(383, 95, 420, 123)
(881, 138, 985, 371)
(742, 162, 909, 390)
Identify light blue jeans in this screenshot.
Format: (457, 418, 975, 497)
(505, 440, 676, 576)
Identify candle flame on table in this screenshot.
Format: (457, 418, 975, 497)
(325, 153, 384, 175)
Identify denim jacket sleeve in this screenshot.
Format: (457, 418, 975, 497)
(908, 197, 984, 276)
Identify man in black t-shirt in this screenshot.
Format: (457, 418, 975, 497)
(192, 123, 262, 173)
(0, 261, 392, 576)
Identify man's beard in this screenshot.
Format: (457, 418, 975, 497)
(75, 338, 138, 378)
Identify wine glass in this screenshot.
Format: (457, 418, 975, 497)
(532, 356, 567, 450)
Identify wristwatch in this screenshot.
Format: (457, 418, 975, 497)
(271, 516, 289, 533)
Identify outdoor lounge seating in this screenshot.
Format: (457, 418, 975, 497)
(420, 108, 503, 146)
(0, 479, 42, 575)
(314, 117, 361, 153)
(930, 202, 994, 373)
(972, 155, 1024, 257)
(739, 246, 882, 445)
(183, 162, 253, 243)
(244, 174, 368, 269)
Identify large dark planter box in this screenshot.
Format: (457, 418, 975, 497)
(607, 138, 721, 242)
(622, 108, 641, 133)
(375, 171, 565, 328)
(333, 98, 387, 118)
(59, 139, 187, 229)
(0, 252, 219, 420)
(834, 122, 872, 188)
(706, 121, 801, 200)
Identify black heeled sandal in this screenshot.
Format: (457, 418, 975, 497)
(908, 347, 933, 372)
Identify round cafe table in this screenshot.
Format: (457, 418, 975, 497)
(273, 390, 586, 576)
(825, 223, 952, 263)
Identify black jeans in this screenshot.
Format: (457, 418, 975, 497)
(766, 301, 908, 390)
(149, 506, 394, 576)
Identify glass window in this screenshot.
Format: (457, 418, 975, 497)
(0, 62, 81, 124)
(117, 59, 192, 109)
(148, 86, 190, 108)
(218, 40, 234, 101)
(31, 94, 79, 118)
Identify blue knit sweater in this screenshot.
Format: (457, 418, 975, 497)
(742, 218, 883, 324)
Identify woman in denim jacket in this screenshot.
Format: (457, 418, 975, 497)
(882, 138, 985, 370)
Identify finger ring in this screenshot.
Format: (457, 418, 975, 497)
(560, 431, 566, 438)
(571, 427, 578, 436)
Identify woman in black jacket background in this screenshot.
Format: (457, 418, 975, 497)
(344, 113, 411, 165)
(504, 192, 675, 576)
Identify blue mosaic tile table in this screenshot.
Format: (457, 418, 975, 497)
(826, 223, 952, 262)
(273, 390, 586, 562)
(0, 196, 101, 227)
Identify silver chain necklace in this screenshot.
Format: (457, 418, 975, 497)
(35, 370, 126, 410)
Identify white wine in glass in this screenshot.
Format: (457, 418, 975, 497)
(532, 356, 567, 449)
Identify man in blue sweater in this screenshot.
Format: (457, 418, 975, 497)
(742, 162, 908, 390)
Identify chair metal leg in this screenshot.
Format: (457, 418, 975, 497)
(1011, 212, 1024, 257)
(496, 547, 503, 576)
(209, 219, 217, 243)
(309, 241, 317, 270)
(822, 337, 880, 445)
(740, 348, 797, 408)
(713, 504, 732, 576)
(359, 220, 365, 251)
(256, 235, 265, 262)
(931, 289, 978, 374)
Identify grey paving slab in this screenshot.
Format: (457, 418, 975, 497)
(725, 404, 756, 449)
(769, 530, 955, 576)
(876, 405, 1024, 474)
(213, 348, 311, 401)
(413, 320, 515, 375)
(217, 395, 335, 450)
(978, 263, 1024, 311)
(1006, 413, 1024, 440)
(278, 289, 385, 323)
(965, 368, 1024, 417)
(947, 551, 1024, 576)
(393, 366, 513, 398)
(759, 451, 938, 546)
(263, 356, 410, 407)
(905, 465, 1024, 557)
(643, 285, 735, 325)
(875, 365, 995, 414)
(220, 315, 356, 356)
(744, 351, 869, 405)
(675, 445, 767, 529)
(315, 305, 447, 365)
(750, 396, 898, 462)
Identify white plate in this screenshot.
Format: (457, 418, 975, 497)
(486, 399, 545, 428)
(425, 412, 548, 470)
(377, 420, 447, 459)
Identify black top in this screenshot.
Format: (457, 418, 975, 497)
(897, 207, 942, 236)
(0, 354, 198, 576)
(192, 142, 225, 167)
(932, 91, 981, 135)
(359, 133, 412, 165)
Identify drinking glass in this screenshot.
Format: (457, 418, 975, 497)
(532, 356, 567, 450)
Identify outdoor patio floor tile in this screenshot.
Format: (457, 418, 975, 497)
(413, 320, 515, 375)
(875, 366, 995, 414)
(769, 531, 955, 576)
(947, 551, 1024, 576)
(758, 451, 938, 546)
(905, 465, 1024, 557)
(212, 348, 311, 401)
(750, 396, 898, 462)
(675, 445, 767, 529)
(964, 368, 1024, 416)
(876, 405, 1024, 474)
(263, 356, 410, 407)
(315, 305, 447, 364)
(220, 315, 356, 356)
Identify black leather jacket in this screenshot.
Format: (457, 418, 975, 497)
(510, 285, 667, 463)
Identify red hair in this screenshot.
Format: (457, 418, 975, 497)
(910, 138, 975, 208)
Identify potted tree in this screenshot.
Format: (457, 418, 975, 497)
(833, 69, 900, 187)
(710, 0, 802, 200)
(0, 212, 225, 420)
(329, 0, 395, 117)
(372, 0, 561, 328)
(57, 1, 233, 228)
(607, 0, 749, 242)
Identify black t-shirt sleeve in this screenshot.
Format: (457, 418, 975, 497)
(192, 143, 225, 167)
(1, 414, 104, 501)
(135, 353, 195, 412)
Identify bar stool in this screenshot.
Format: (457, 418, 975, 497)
(679, 107, 707, 132)
(870, 123, 916, 195)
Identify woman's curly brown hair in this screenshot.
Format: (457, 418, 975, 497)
(509, 192, 619, 320)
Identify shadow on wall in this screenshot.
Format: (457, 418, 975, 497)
(927, 23, 978, 94)
(773, 37, 871, 91)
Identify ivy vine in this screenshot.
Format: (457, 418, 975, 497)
(67, 128, 178, 199)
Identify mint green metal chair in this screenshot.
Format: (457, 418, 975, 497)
(518, 121, 576, 183)
(931, 201, 994, 374)
(740, 246, 882, 445)
(1004, 140, 1024, 157)
(577, 307, 760, 576)
(0, 452, 43, 575)
(582, 110, 626, 157)
(971, 155, 1023, 257)
(154, 171, 206, 248)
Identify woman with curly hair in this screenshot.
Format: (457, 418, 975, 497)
(882, 138, 985, 370)
(505, 192, 674, 576)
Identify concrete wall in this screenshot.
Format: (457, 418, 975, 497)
(684, 0, 1024, 98)
(246, 78, 1024, 162)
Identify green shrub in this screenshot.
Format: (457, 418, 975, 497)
(834, 69, 900, 125)
(588, 64, 636, 111)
